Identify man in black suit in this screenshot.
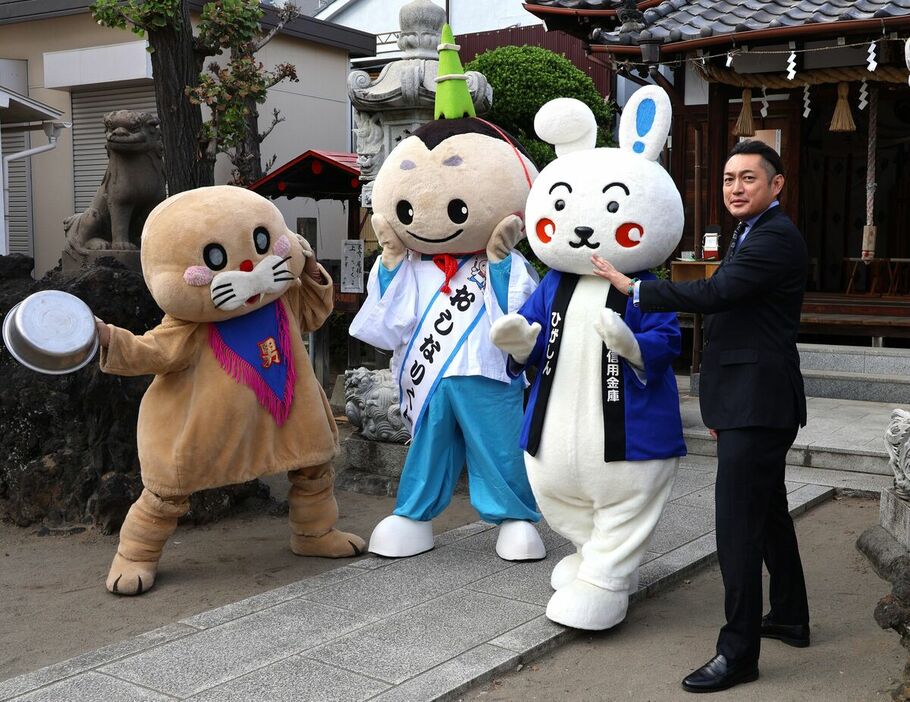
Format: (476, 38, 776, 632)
(592, 139, 810, 694)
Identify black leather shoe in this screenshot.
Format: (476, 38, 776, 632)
(681, 654, 759, 693)
(761, 614, 810, 647)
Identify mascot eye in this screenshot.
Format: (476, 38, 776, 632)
(253, 227, 270, 254)
(396, 200, 414, 225)
(554, 199, 566, 211)
(203, 243, 227, 271)
(607, 201, 620, 214)
(447, 199, 469, 224)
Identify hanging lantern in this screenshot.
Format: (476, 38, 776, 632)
(829, 82, 856, 132)
(733, 88, 755, 137)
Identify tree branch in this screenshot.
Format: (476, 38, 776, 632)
(258, 108, 284, 144)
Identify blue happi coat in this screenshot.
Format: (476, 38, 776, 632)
(509, 269, 687, 462)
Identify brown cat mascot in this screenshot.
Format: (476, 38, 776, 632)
(94, 185, 365, 596)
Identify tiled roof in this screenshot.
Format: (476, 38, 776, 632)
(525, 0, 910, 44)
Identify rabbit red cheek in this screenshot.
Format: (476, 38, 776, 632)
(615, 222, 644, 248)
(536, 218, 556, 244)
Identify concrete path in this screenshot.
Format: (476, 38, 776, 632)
(0, 392, 897, 702)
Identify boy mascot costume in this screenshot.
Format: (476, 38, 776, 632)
(350, 26, 545, 561)
(490, 86, 686, 629)
(95, 186, 365, 595)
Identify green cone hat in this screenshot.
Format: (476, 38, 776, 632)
(435, 24, 475, 120)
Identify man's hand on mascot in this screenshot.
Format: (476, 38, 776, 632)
(94, 317, 111, 348)
(489, 313, 541, 365)
(487, 214, 525, 263)
(591, 254, 633, 295)
(594, 308, 643, 368)
(372, 214, 406, 269)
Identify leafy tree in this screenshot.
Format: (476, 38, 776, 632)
(465, 45, 614, 171)
(91, 0, 300, 191)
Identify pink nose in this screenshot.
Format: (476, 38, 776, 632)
(239, 259, 254, 272)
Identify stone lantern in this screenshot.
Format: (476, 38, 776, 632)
(347, 0, 492, 208)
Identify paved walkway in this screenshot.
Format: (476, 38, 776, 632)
(0, 392, 898, 702)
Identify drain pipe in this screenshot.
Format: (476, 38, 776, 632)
(2, 121, 69, 255)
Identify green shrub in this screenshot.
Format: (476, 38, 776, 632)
(466, 45, 614, 171)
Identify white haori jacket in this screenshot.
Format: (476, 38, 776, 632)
(350, 250, 538, 390)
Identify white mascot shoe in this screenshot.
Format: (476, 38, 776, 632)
(546, 579, 629, 631)
(495, 520, 546, 561)
(368, 515, 434, 558)
(550, 552, 582, 590)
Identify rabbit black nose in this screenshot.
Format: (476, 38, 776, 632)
(574, 226, 594, 240)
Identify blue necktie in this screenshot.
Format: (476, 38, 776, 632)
(726, 221, 747, 261)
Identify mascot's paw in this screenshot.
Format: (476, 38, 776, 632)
(291, 529, 366, 558)
(593, 308, 638, 358)
(495, 520, 546, 561)
(368, 515, 434, 558)
(489, 314, 541, 364)
(545, 579, 629, 631)
(106, 553, 157, 596)
(550, 552, 582, 590)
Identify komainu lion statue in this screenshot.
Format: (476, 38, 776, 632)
(344, 367, 410, 444)
(886, 408, 910, 499)
(64, 110, 166, 251)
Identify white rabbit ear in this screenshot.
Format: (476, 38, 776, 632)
(619, 85, 672, 162)
(534, 98, 597, 156)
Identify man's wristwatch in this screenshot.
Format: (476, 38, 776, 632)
(626, 277, 640, 296)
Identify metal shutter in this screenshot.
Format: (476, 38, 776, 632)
(1, 130, 33, 256)
(71, 85, 158, 212)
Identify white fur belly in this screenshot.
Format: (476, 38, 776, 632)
(536, 276, 611, 473)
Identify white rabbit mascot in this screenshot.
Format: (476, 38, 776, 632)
(490, 86, 687, 630)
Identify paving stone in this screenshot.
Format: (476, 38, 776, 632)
(785, 466, 889, 494)
(99, 599, 374, 698)
(301, 543, 512, 618)
(180, 566, 365, 629)
(0, 624, 195, 701)
(452, 519, 570, 555)
(488, 615, 573, 656)
(187, 655, 388, 702)
(9, 671, 173, 702)
(787, 484, 835, 517)
(646, 502, 715, 554)
(433, 521, 495, 547)
(307, 590, 542, 685)
(668, 468, 715, 501)
(636, 533, 717, 599)
(367, 644, 519, 702)
(469, 542, 575, 607)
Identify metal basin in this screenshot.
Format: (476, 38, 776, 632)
(2, 290, 98, 374)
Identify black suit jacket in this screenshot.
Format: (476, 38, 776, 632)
(640, 206, 808, 430)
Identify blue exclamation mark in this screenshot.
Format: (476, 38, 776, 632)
(634, 98, 656, 154)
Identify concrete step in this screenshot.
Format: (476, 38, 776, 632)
(801, 369, 910, 404)
(684, 427, 891, 476)
(798, 342, 910, 375)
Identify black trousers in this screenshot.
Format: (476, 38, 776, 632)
(714, 425, 809, 664)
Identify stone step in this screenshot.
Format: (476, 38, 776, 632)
(801, 369, 910, 404)
(798, 343, 910, 375)
(683, 427, 891, 476)
(689, 366, 910, 404)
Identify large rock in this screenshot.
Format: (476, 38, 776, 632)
(0, 256, 268, 533)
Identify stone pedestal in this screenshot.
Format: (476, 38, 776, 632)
(336, 433, 468, 497)
(858, 488, 910, 701)
(882, 488, 910, 550)
(61, 244, 142, 274)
